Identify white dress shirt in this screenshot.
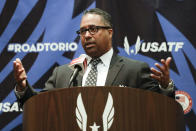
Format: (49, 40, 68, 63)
(82, 48, 113, 86)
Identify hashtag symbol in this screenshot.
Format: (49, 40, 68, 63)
(7, 44, 14, 52)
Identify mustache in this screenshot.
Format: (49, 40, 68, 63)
(84, 41, 96, 46)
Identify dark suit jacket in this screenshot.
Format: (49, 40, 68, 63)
(17, 53, 174, 106)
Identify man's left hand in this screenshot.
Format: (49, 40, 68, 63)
(150, 57, 172, 88)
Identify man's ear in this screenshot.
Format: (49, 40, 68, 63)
(108, 29, 113, 38)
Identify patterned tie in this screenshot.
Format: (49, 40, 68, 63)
(84, 58, 102, 86)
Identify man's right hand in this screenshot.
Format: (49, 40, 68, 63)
(13, 58, 27, 91)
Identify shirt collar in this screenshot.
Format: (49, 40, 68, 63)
(86, 48, 113, 67)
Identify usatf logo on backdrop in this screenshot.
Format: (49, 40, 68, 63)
(7, 42, 78, 53)
(0, 102, 23, 112)
(124, 36, 184, 55)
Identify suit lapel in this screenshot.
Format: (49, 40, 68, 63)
(105, 53, 124, 86)
(67, 69, 83, 87)
(77, 74, 83, 86)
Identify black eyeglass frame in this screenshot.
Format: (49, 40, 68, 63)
(76, 25, 112, 36)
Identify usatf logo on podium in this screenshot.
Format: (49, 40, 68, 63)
(75, 93, 115, 131)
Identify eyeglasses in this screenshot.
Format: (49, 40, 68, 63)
(76, 25, 111, 36)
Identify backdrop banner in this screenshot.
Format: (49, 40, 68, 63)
(0, 0, 195, 130)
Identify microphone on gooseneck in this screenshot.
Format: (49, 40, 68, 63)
(68, 54, 87, 87)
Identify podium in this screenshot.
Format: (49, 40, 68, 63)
(23, 87, 185, 131)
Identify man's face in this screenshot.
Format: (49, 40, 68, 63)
(79, 14, 113, 58)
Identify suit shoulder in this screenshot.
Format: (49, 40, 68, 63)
(54, 64, 71, 72)
(118, 55, 148, 66)
(57, 64, 69, 69)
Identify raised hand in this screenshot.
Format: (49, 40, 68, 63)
(150, 57, 172, 88)
(13, 58, 27, 91)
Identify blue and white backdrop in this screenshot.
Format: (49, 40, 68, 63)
(0, 0, 195, 130)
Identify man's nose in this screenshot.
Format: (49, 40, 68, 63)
(84, 30, 92, 38)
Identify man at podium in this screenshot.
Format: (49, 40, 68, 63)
(13, 8, 174, 106)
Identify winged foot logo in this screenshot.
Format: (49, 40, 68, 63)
(124, 36, 184, 55)
(76, 93, 115, 131)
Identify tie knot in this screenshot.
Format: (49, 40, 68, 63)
(91, 58, 102, 67)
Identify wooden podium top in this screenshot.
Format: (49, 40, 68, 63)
(23, 87, 185, 131)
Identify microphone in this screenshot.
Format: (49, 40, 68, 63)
(68, 54, 87, 87)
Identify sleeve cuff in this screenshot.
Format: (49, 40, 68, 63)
(159, 80, 174, 92)
(14, 86, 27, 99)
